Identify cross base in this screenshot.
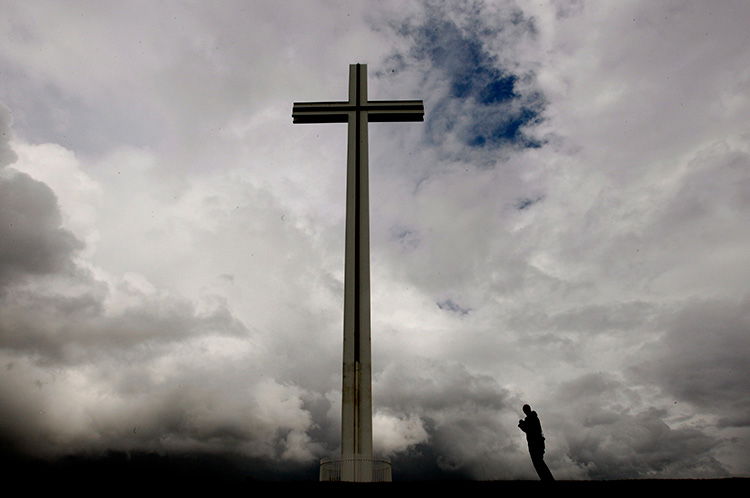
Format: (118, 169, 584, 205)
(319, 455, 392, 482)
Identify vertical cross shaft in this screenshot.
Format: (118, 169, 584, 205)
(342, 62, 372, 466)
(293, 64, 423, 481)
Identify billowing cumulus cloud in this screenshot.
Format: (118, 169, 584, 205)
(0, 108, 319, 462)
(0, 107, 79, 290)
(374, 358, 528, 479)
(0, 169, 82, 288)
(1, 0, 749, 481)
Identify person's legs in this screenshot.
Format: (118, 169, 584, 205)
(530, 449, 555, 481)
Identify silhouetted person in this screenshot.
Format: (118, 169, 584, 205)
(518, 404, 555, 481)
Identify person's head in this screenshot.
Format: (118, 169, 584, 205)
(523, 404, 531, 415)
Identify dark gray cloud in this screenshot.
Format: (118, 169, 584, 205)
(566, 408, 727, 479)
(0, 105, 16, 166)
(552, 373, 729, 479)
(0, 285, 248, 364)
(377, 358, 510, 414)
(631, 298, 750, 414)
(0, 105, 82, 289)
(372, 358, 533, 478)
(0, 172, 83, 288)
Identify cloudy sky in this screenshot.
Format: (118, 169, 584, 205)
(1, 0, 749, 480)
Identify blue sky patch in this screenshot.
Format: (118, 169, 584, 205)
(390, 6, 545, 151)
(515, 195, 544, 210)
(437, 299, 471, 315)
(479, 75, 517, 104)
(390, 225, 420, 250)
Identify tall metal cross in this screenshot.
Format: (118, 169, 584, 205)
(293, 64, 423, 481)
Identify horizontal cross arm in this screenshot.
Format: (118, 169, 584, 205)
(293, 101, 352, 124)
(363, 100, 424, 110)
(365, 100, 423, 122)
(293, 113, 349, 124)
(367, 110, 424, 122)
(293, 100, 424, 123)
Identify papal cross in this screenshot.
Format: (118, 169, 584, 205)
(293, 64, 423, 482)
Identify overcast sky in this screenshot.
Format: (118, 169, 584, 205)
(1, 0, 749, 480)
